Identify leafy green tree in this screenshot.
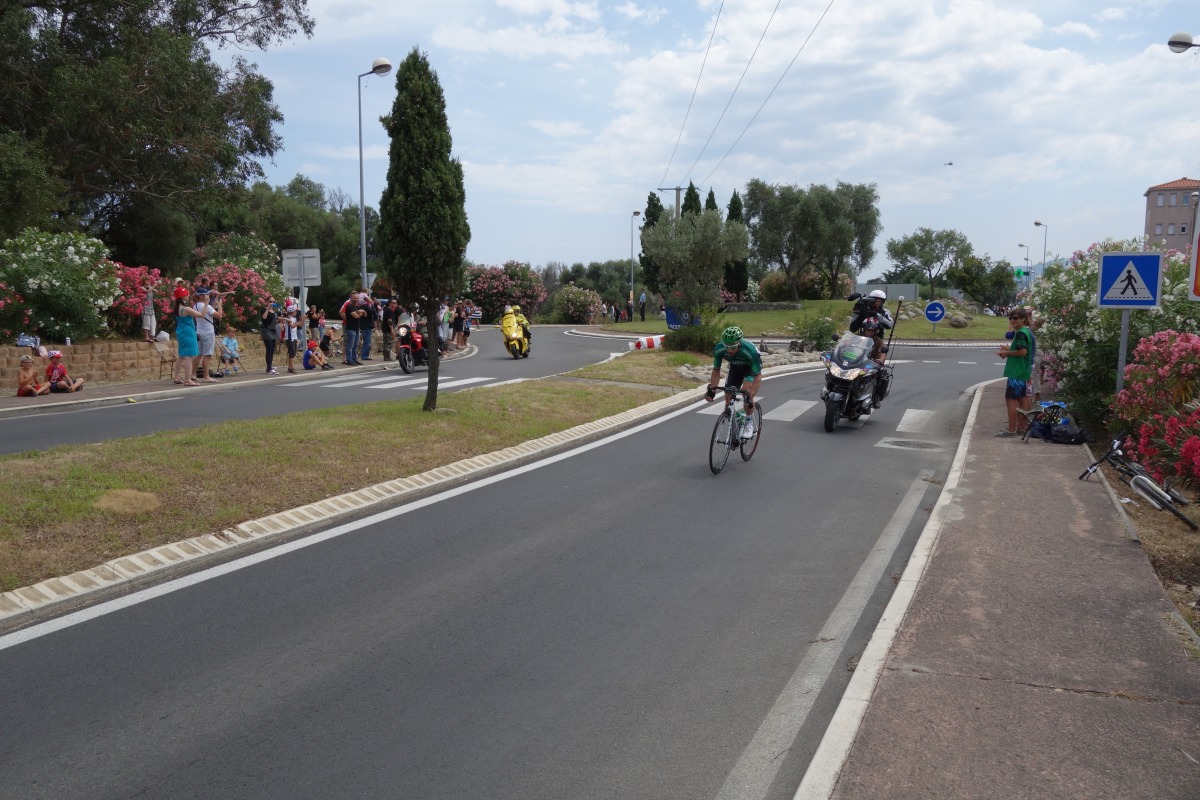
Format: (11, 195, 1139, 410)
(639, 192, 667, 294)
(946, 254, 1017, 307)
(724, 190, 749, 299)
(641, 208, 747, 317)
(835, 182, 881, 293)
(105, 198, 198, 273)
(377, 48, 470, 411)
(704, 189, 719, 212)
(0, 131, 66, 239)
(885, 227, 973, 300)
(743, 180, 824, 300)
(0, 0, 309, 243)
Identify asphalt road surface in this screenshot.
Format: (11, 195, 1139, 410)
(0, 350, 1002, 799)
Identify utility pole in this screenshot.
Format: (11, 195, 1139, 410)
(657, 186, 683, 219)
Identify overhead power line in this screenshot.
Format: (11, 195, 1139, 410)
(681, 0, 784, 186)
(699, 0, 842, 188)
(658, 1, 725, 189)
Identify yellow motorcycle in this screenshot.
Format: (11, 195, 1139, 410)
(500, 314, 529, 359)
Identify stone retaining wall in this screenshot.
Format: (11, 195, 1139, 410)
(0, 338, 273, 385)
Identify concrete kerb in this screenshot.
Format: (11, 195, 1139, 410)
(0, 359, 812, 628)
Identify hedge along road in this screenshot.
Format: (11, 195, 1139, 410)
(0, 358, 999, 800)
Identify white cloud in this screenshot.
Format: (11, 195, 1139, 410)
(528, 119, 589, 136)
(1054, 21, 1100, 41)
(1094, 7, 1129, 22)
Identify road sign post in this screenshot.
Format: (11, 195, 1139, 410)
(1097, 251, 1162, 393)
(924, 300, 946, 334)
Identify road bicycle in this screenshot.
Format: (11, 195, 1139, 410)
(1079, 437, 1197, 530)
(708, 386, 762, 474)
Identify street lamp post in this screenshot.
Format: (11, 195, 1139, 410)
(1034, 220, 1048, 274)
(1168, 32, 1200, 53)
(358, 57, 392, 291)
(630, 210, 641, 303)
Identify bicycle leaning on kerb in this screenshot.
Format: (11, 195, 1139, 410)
(1079, 437, 1196, 530)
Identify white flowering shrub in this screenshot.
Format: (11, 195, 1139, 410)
(1026, 237, 1200, 425)
(0, 229, 119, 341)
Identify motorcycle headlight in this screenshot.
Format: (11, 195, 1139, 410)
(398, 325, 409, 337)
(829, 365, 863, 380)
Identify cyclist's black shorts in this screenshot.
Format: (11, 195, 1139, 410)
(725, 363, 756, 389)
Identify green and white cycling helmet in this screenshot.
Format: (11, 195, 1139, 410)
(721, 326, 743, 345)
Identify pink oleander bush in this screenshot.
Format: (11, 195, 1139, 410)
(467, 261, 547, 322)
(1113, 330, 1200, 487)
(105, 263, 173, 336)
(195, 263, 276, 331)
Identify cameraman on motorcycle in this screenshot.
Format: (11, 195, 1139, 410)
(705, 326, 762, 440)
(848, 289, 892, 364)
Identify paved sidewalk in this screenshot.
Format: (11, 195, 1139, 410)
(801, 381, 1200, 799)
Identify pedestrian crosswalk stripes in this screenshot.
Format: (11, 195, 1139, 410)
(367, 376, 491, 390)
(762, 399, 818, 421)
(279, 372, 497, 392)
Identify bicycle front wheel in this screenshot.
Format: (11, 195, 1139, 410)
(740, 404, 763, 461)
(709, 410, 735, 474)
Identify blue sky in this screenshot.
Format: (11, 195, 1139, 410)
(237, 0, 1200, 279)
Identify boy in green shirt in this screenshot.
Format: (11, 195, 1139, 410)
(995, 307, 1032, 437)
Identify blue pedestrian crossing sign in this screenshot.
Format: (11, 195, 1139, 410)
(1098, 252, 1162, 309)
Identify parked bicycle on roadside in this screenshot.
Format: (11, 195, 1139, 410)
(1079, 437, 1196, 530)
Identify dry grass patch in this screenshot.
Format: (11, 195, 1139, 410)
(566, 349, 704, 389)
(0, 380, 667, 591)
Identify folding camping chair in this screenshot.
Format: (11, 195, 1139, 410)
(153, 340, 176, 380)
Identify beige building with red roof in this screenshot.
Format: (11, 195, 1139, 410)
(1144, 177, 1200, 250)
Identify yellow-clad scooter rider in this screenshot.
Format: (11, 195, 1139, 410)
(512, 305, 531, 344)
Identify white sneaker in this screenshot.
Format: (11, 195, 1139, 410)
(741, 422, 756, 440)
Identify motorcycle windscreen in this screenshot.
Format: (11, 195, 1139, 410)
(831, 333, 875, 369)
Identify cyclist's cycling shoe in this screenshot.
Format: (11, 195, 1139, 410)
(741, 422, 756, 440)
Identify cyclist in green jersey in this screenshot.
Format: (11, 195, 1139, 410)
(705, 326, 763, 439)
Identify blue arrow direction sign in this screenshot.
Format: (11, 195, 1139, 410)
(924, 301, 946, 323)
(1098, 252, 1161, 309)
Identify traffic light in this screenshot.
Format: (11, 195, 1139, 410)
(1014, 268, 1024, 277)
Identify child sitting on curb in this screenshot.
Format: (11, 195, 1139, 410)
(16, 353, 49, 396)
(303, 339, 333, 370)
(45, 349, 85, 393)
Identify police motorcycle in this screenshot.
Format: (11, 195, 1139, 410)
(818, 293, 896, 432)
(395, 308, 429, 374)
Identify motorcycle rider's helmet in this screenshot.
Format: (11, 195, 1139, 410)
(868, 289, 887, 300)
(512, 305, 521, 313)
(504, 305, 513, 313)
(859, 319, 882, 336)
(721, 326, 743, 346)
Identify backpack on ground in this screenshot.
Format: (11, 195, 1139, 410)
(1030, 401, 1092, 444)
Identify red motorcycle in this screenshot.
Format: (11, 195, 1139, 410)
(395, 318, 428, 374)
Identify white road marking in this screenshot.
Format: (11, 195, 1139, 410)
(716, 471, 934, 800)
(362, 376, 439, 389)
(762, 399, 817, 421)
(368, 376, 492, 390)
(923, 360, 940, 363)
(896, 408, 936, 433)
(957, 361, 977, 365)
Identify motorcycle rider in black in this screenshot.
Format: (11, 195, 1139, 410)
(847, 289, 893, 407)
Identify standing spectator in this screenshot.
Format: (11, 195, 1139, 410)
(995, 307, 1032, 437)
(307, 305, 320, 343)
(462, 301, 474, 348)
(639, 291, 646, 322)
(281, 301, 302, 373)
(345, 294, 366, 365)
(16, 354, 49, 396)
(141, 275, 157, 342)
(260, 301, 280, 375)
(193, 287, 222, 382)
(174, 292, 204, 385)
(317, 309, 327, 342)
(600, 301, 607, 322)
(436, 298, 451, 353)
(360, 295, 378, 361)
(45, 349, 85, 393)
(451, 302, 466, 350)
(381, 299, 399, 360)
(626, 298, 634, 325)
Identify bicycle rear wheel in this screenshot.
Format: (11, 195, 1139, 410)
(709, 410, 735, 474)
(740, 404, 763, 461)
(1130, 475, 1199, 530)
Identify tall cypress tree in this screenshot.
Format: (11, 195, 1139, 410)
(377, 48, 470, 411)
(682, 182, 702, 216)
(640, 191, 666, 295)
(724, 190, 749, 300)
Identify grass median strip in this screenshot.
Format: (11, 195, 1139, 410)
(0, 372, 678, 592)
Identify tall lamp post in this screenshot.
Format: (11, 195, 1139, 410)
(630, 210, 641, 302)
(1034, 220, 1048, 274)
(358, 57, 392, 291)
